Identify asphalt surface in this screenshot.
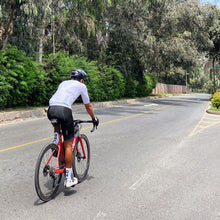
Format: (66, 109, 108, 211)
(1, 93, 220, 220)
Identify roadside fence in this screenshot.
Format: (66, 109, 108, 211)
(152, 83, 186, 94)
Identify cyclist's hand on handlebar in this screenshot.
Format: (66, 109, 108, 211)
(92, 117, 99, 129)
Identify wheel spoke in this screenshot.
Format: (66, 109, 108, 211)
(35, 143, 62, 202)
(73, 135, 90, 182)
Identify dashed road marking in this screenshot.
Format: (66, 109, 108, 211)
(93, 211, 107, 220)
(129, 173, 152, 191)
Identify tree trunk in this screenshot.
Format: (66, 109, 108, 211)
(0, 1, 16, 51)
(38, 21, 45, 63)
(52, 9, 55, 56)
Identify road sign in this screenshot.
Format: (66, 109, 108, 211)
(216, 64, 220, 69)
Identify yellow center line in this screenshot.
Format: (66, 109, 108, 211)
(0, 105, 171, 153)
(0, 137, 53, 153)
(100, 105, 170, 126)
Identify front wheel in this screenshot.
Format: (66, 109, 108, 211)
(34, 143, 62, 202)
(72, 134, 90, 182)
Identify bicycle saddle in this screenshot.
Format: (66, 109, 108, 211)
(50, 118, 60, 126)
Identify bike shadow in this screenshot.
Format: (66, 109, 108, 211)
(62, 174, 94, 197)
(34, 175, 94, 204)
(33, 178, 75, 205)
(61, 184, 77, 197)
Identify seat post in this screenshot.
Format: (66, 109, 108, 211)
(51, 118, 61, 134)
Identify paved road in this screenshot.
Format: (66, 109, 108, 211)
(1, 93, 220, 220)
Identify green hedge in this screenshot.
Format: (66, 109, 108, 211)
(0, 45, 47, 107)
(0, 46, 157, 109)
(44, 52, 126, 102)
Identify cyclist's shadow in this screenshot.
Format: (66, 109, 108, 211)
(62, 174, 94, 197)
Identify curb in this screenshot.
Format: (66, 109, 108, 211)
(0, 95, 177, 124)
(206, 109, 220, 115)
(206, 103, 220, 115)
(0, 108, 47, 124)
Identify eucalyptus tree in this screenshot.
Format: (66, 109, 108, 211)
(137, 0, 214, 84)
(4, 0, 67, 61)
(0, 0, 18, 50)
(1, 0, 218, 87)
(104, 0, 151, 81)
(209, 8, 220, 59)
(208, 7, 220, 92)
(16, 0, 62, 62)
(52, 0, 107, 59)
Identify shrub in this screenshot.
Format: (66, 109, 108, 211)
(203, 80, 213, 94)
(43, 52, 125, 102)
(0, 46, 154, 109)
(211, 91, 220, 109)
(135, 74, 157, 97)
(97, 65, 125, 100)
(125, 77, 137, 98)
(0, 45, 47, 108)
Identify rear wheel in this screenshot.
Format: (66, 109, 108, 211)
(35, 143, 62, 202)
(72, 134, 90, 182)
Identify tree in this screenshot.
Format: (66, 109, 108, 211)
(2, 0, 218, 88)
(0, 0, 17, 50)
(208, 7, 220, 92)
(141, 0, 214, 83)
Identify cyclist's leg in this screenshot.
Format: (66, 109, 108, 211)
(63, 139, 78, 187)
(61, 108, 74, 169)
(60, 107, 78, 187)
(64, 140, 73, 168)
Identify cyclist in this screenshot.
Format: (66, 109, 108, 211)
(47, 69, 99, 188)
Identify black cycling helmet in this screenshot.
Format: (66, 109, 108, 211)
(71, 69, 87, 81)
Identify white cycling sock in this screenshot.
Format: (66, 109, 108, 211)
(66, 168, 72, 180)
(53, 132, 59, 144)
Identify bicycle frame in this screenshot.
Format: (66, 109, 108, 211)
(35, 117, 95, 202)
(45, 128, 86, 174)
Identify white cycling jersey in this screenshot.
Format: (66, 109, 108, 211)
(49, 80, 90, 109)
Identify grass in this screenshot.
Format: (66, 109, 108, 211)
(209, 105, 220, 112)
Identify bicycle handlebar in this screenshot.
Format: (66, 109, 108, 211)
(73, 120, 97, 132)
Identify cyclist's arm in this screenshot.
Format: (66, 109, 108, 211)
(84, 103, 95, 119)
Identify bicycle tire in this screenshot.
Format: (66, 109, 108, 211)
(35, 143, 63, 202)
(72, 134, 90, 182)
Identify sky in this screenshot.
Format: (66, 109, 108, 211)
(200, 0, 220, 8)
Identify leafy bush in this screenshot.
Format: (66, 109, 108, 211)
(0, 45, 47, 108)
(43, 52, 126, 102)
(211, 91, 220, 109)
(203, 80, 213, 94)
(136, 74, 157, 97)
(0, 46, 155, 109)
(97, 65, 125, 100)
(125, 77, 137, 98)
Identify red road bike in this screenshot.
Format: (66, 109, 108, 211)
(34, 119, 96, 202)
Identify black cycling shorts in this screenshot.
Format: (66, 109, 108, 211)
(47, 105, 75, 141)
